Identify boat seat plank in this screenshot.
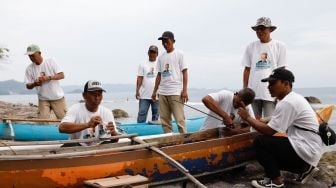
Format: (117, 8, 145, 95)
(84, 174, 149, 188)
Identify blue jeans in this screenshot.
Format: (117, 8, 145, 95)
(137, 99, 159, 123)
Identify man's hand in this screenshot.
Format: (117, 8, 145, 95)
(181, 90, 188, 103)
(106, 122, 118, 136)
(135, 91, 140, 100)
(237, 101, 250, 121)
(223, 116, 234, 128)
(88, 116, 103, 129)
(151, 92, 157, 101)
(38, 75, 50, 83)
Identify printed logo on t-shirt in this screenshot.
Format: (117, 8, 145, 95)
(256, 52, 271, 69)
(162, 63, 172, 77)
(146, 67, 155, 78)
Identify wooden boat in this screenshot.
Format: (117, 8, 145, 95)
(0, 117, 206, 141)
(0, 128, 257, 188)
(0, 105, 333, 141)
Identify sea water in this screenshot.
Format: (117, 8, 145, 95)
(0, 87, 335, 123)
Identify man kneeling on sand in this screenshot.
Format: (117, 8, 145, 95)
(59, 80, 119, 146)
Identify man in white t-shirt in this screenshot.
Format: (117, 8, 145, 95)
(242, 17, 287, 119)
(152, 31, 188, 133)
(200, 88, 255, 132)
(24, 44, 67, 119)
(238, 68, 322, 188)
(59, 80, 119, 145)
(136, 45, 159, 123)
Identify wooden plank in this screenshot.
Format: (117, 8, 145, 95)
(84, 175, 148, 187)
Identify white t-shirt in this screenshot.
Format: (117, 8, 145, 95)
(242, 40, 287, 101)
(24, 58, 64, 100)
(157, 49, 187, 95)
(200, 90, 255, 131)
(268, 91, 322, 166)
(61, 103, 117, 140)
(137, 60, 157, 99)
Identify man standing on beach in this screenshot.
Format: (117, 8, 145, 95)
(24, 44, 67, 119)
(152, 31, 188, 134)
(238, 68, 322, 188)
(242, 17, 287, 119)
(136, 45, 160, 123)
(59, 80, 119, 145)
(199, 88, 255, 132)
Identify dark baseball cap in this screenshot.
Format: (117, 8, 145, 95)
(84, 80, 106, 92)
(261, 68, 295, 83)
(158, 31, 175, 40)
(148, 45, 158, 53)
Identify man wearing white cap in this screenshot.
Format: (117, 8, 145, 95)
(242, 17, 287, 119)
(59, 80, 119, 145)
(24, 44, 67, 119)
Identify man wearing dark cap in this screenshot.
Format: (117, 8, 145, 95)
(242, 17, 287, 119)
(136, 45, 159, 123)
(152, 31, 188, 133)
(238, 68, 322, 188)
(59, 80, 119, 145)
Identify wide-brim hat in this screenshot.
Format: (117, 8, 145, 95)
(251, 17, 277, 32)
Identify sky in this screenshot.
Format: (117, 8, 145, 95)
(0, 0, 336, 89)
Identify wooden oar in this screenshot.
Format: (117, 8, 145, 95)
(0, 134, 138, 146)
(131, 137, 207, 188)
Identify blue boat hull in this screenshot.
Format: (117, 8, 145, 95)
(0, 117, 206, 141)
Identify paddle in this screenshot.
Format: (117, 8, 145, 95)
(131, 136, 207, 188)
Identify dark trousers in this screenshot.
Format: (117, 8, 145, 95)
(254, 135, 309, 179)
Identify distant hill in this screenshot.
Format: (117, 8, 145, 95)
(0, 80, 35, 95)
(0, 80, 135, 95)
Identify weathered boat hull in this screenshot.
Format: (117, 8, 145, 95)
(0, 130, 257, 188)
